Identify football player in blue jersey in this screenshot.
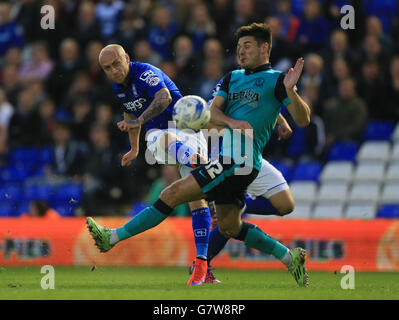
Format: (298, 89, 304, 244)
(94, 44, 212, 285)
(88, 22, 310, 287)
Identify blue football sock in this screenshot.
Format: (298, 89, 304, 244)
(168, 140, 196, 168)
(116, 205, 169, 241)
(191, 207, 211, 259)
(207, 225, 229, 265)
(244, 195, 280, 215)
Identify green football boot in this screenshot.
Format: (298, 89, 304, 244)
(86, 217, 114, 253)
(287, 248, 309, 287)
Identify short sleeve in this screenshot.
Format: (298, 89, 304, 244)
(138, 64, 168, 98)
(274, 72, 291, 106)
(216, 72, 232, 99)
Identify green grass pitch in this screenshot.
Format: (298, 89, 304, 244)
(1, 266, 398, 300)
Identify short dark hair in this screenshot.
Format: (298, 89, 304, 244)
(234, 22, 272, 52)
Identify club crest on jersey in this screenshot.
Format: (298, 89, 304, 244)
(254, 78, 264, 88)
(139, 70, 161, 87)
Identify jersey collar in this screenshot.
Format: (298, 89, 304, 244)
(244, 63, 272, 75)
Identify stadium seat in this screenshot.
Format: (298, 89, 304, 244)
(312, 203, 344, 219)
(379, 183, 399, 205)
(348, 183, 381, 204)
(289, 181, 318, 203)
(290, 161, 322, 182)
(54, 183, 82, 203)
(316, 182, 349, 204)
(353, 163, 386, 183)
(319, 161, 354, 183)
(0, 202, 15, 217)
(390, 143, 399, 163)
(37, 147, 53, 165)
(327, 141, 359, 162)
(392, 123, 399, 142)
(385, 163, 399, 183)
(270, 161, 293, 182)
(345, 203, 377, 219)
(377, 204, 399, 218)
(0, 165, 32, 183)
(24, 183, 55, 202)
(363, 121, 395, 141)
(54, 205, 75, 217)
(0, 184, 24, 202)
(8, 147, 38, 165)
(284, 202, 312, 219)
(357, 141, 391, 164)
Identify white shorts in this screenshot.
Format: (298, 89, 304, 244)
(146, 128, 208, 168)
(247, 159, 289, 199)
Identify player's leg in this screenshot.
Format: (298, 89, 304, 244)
(160, 131, 207, 168)
(215, 204, 308, 286)
(87, 173, 206, 252)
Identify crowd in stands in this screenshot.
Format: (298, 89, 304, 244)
(0, 0, 398, 217)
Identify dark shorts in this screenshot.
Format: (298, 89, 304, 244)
(191, 156, 259, 208)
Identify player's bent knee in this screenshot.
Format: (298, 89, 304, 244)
(277, 199, 295, 216)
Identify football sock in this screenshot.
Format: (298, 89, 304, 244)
(207, 225, 229, 264)
(235, 222, 289, 261)
(244, 195, 280, 215)
(114, 199, 172, 242)
(191, 207, 211, 259)
(168, 140, 197, 168)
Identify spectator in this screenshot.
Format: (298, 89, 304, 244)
(385, 56, 399, 122)
(84, 40, 106, 86)
(7, 87, 42, 149)
(73, 0, 102, 50)
(360, 34, 392, 78)
(295, 0, 329, 54)
(159, 60, 178, 81)
(133, 39, 162, 67)
(186, 2, 217, 53)
(70, 98, 93, 143)
(18, 41, 54, 84)
(322, 29, 359, 78)
(22, 200, 61, 219)
(274, 0, 300, 43)
(47, 120, 88, 179)
(148, 6, 179, 60)
(173, 35, 198, 95)
(366, 16, 394, 54)
(81, 123, 123, 215)
(94, 102, 125, 149)
(118, 3, 146, 51)
(194, 58, 223, 100)
(356, 59, 387, 120)
(13, 0, 41, 44)
(95, 0, 125, 42)
(4, 46, 22, 69)
(1, 64, 22, 107)
(0, 87, 13, 154)
(37, 98, 57, 146)
(209, 0, 234, 44)
(323, 77, 368, 147)
(195, 37, 225, 72)
(47, 38, 84, 106)
(0, 1, 23, 60)
(328, 57, 351, 98)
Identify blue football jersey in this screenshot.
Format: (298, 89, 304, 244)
(113, 62, 183, 130)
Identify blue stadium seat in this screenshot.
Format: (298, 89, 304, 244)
(16, 201, 30, 216)
(270, 161, 294, 182)
(37, 147, 53, 165)
(290, 161, 322, 182)
(0, 184, 24, 202)
(54, 183, 82, 203)
(327, 141, 359, 162)
(0, 202, 16, 217)
(8, 147, 38, 164)
(54, 204, 75, 217)
(0, 165, 32, 183)
(377, 205, 399, 219)
(24, 183, 55, 202)
(363, 121, 394, 141)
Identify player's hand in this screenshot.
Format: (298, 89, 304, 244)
(121, 149, 138, 167)
(228, 119, 253, 139)
(277, 120, 293, 140)
(117, 119, 141, 132)
(284, 57, 304, 90)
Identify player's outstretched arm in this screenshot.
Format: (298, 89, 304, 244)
(284, 58, 311, 127)
(210, 95, 253, 137)
(121, 112, 140, 167)
(117, 88, 172, 131)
